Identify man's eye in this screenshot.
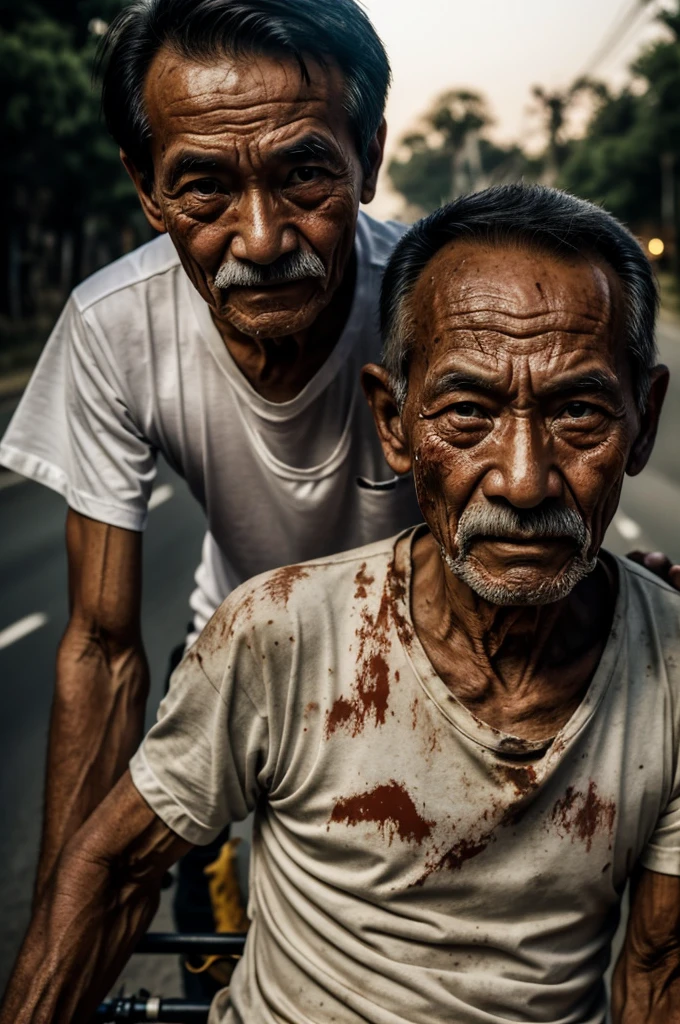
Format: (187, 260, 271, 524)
(562, 401, 596, 419)
(451, 402, 484, 418)
(288, 167, 323, 184)
(189, 179, 222, 196)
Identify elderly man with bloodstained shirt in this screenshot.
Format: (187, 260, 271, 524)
(4, 184, 680, 1024)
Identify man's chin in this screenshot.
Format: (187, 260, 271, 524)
(444, 554, 597, 607)
(220, 293, 327, 339)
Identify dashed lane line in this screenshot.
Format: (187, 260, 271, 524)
(148, 484, 174, 510)
(613, 511, 642, 543)
(0, 612, 48, 651)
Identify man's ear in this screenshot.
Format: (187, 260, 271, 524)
(361, 363, 412, 475)
(121, 150, 166, 233)
(360, 119, 387, 205)
(627, 365, 669, 476)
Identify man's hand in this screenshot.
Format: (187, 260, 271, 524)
(627, 551, 680, 591)
(0, 772, 192, 1024)
(36, 510, 148, 900)
(611, 868, 680, 1022)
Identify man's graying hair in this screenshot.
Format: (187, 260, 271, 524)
(381, 184, 659, 412)
(97, 0, 390, 188)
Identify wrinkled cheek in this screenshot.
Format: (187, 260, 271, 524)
(166, 216, 222, 307)
(573, 443, 629, 553)
(306, 189, 359, 285)
(413, 437, 460, 544)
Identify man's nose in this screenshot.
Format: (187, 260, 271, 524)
(483, 415, 562, 508)
(229, 189, 298, 265)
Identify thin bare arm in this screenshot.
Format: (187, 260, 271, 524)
(1, 772, 192, 1024)
(36, 510, 148, 899)
(611, 868, 680, 1022)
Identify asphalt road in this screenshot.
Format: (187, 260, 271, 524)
(0, 315, 679, 1000)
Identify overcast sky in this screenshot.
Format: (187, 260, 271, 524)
(362, 0, 672, 215)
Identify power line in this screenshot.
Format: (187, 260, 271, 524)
(578, 0, 659, 79)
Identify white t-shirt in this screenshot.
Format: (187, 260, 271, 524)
(0, 213, 419, 640)
(131, 528, 680, 1024)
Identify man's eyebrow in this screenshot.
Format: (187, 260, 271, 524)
(272, 133, 343, 165)
(165, 153, 222, 190)
(539, 370, 621, 401)
(424, 370, 502, 402)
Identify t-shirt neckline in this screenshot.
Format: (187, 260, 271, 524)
(392, 526, 628, 759)
(185, 214, 372, 424)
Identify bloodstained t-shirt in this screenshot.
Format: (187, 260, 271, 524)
(130, 527, 680, 1024)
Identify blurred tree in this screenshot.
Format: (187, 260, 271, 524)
(0, 1, 147, 332)
(530, 78, 609, 182)
(559, 2, 680, 272)
(388, 89, 533, 216)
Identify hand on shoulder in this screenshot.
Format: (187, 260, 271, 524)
(627, 551, 680, 590)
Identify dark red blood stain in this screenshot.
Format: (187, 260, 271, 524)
(410, 697, 419, 730)
(413, 774, 541, 886)
(325, 558, 412, 739)
(325, 652, 390, 737)
(354, 562, 375, 600)
(304, 701, 319, 716)
(550, 780, 616, 852)
(264, 565, 310, 607)
(414, 830, 495, 887)
(330, 780, 434, 845)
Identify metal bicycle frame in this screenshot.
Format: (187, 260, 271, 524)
(94, 932, 247, 1023)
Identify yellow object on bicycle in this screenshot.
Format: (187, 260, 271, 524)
(185, 837, 250, 985)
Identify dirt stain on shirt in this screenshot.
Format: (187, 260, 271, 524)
(263, 565, 310, 607)
(354, 563, 375, 600)
(550, 780, 616, 852)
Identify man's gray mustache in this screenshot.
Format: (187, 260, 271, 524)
(214, 251, 326, 290)
(455, 503, 589, 556)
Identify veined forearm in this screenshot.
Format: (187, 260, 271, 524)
(3, 855, 159, 1024)
(2, 775, 189, 1024)
(36, 635, 149, 897)
(612, 951, 680, 1022)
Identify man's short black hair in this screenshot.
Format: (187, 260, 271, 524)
(381, 184, 659, 411)
(97, 0, 390, 187)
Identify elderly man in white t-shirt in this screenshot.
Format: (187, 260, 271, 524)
(0, 0, 421, 923)
(5, 185, 680, 1024)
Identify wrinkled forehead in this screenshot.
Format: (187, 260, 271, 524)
(407, 238, 625, 362)
(144, 44, 350, 143)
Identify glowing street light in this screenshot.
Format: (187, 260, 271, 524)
(88, 18, 109, 36)
(648, 238, 665, 257)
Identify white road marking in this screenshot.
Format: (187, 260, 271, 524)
(148, 484, 174, 511)
(0, 612, 48, 651)
(613, 511, 642, 542)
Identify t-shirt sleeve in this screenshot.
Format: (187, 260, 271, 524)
(640, 792, 680, 876)
(130, 591, 271, 846)
(640, 640, 680, 875)
(0, 297, 156, 531)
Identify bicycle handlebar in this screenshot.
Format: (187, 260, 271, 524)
(93, 933, 248, 1022)
(136, 932, 246, 955)
(95, 995, 211, 1022)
